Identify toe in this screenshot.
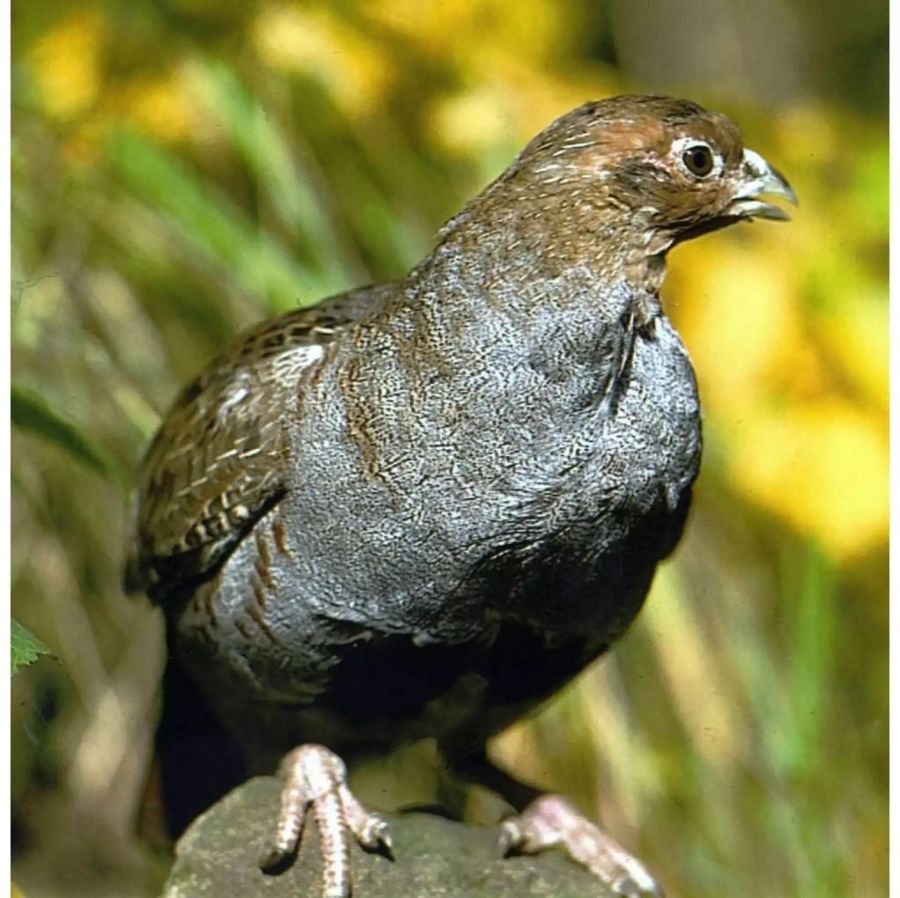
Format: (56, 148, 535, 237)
(500, 794, 663, 896)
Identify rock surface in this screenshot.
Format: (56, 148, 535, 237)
(161, 777, 617, 897)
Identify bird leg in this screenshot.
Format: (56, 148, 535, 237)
(448, 749, 662, 898)
(259, 744, 392, 898)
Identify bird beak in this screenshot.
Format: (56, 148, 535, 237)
(728, 148, 798, 221)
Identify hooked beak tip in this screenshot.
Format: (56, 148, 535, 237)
(730, 147, 798, 221)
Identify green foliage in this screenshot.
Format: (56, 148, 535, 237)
(107, 128, 320, 314)
(11, 619, 51, 675)
(11, 385, 125, 488)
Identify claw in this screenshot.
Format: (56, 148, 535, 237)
(355, 813, 393, 856)
(259, 845, 295, 874)
(497, 820, 519, 857)
(614, 874, 666, 898)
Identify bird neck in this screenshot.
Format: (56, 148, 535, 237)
(422, 194, 669, 325)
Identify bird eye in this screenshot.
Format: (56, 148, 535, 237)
(681, 143, 715, 177)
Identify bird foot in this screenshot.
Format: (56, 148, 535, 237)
(259, 744, 392, 898)
(498, 794, 663, 898)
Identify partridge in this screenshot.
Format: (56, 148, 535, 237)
(126, 95, 795, 897)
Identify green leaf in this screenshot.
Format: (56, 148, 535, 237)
(191, 62, 355, 280)
(11, 619, 51, 675)
(105, 128, 328, 312)
(11, 384, 121, 483)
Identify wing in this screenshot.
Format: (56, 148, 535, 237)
(124, 284, 395, 605)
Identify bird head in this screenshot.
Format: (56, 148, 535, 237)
(486, 95, 797, 266)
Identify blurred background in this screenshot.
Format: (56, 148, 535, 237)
(11, 1, 887, 897)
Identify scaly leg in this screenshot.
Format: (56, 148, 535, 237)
(259, 744, 392, 898)
(499, 794, 663, 898)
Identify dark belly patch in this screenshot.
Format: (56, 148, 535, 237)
(316, 620, 603, 740)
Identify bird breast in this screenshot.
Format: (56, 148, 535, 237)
(276, 280, 702, 647)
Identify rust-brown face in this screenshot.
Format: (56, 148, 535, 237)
(514, 95, 796, 253)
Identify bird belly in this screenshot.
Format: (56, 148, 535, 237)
(175, 557, 605, 758)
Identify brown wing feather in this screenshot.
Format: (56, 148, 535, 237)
(124, 284, 394, 604)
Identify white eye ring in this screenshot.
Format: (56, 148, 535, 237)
(672, 137, 723, 178)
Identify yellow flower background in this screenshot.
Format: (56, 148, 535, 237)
(12, 2, 887, 897)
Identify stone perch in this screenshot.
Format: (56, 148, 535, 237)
(161, 777, 619, 898)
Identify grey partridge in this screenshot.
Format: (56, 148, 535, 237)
(125, 95, 795, 897)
